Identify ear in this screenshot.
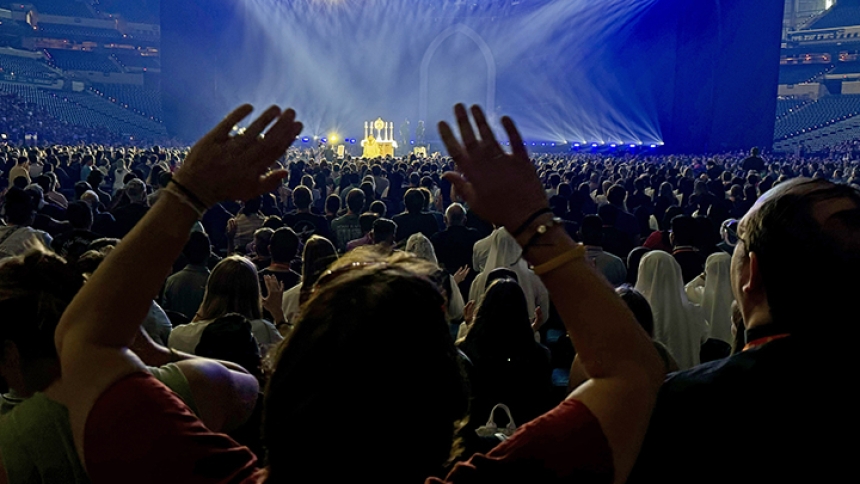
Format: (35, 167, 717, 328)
(743, 251, 765, 296)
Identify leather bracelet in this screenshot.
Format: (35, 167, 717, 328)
(511, 207, 553, 238)
(164, 185, 205, 218)
(532, 245, 587, 276)
(521, 216, 564, 255)
(168, 178, 209, 213)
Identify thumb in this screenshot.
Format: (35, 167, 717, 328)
(442, 171, 475, 203)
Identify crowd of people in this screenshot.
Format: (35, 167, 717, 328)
(0, 102, 855, 483)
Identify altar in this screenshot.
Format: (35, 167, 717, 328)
(362, 118, 398, 159)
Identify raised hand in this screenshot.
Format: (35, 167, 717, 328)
(453, 265, 470, 285)
(173, 105, 303, 206)
(438, 104, 548, 232)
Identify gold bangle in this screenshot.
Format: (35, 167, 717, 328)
(532, 245, 587, 276)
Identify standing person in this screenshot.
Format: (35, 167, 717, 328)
(30, 104, 663, 484)
(329, 188, 364, 253)
(227, 196, 266, 254)
(168, 255, 283, 354)
(684, 252, 734, 345)
(632, 178, 860, 483)
(392, 188, 440, 242)
(741, 147, 765, 172)
(162, 232, 212, 320)
(635, 250, 708, 369)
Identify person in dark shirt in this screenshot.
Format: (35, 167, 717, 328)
(392, 188, 439, 243)
(670, 214, 706, 284)
(258, 227, 301, 297)
(740, 147, 765, 172)
(110, 178, 149, 239)
(286, 186, 331, 242)
(630, 178, 860, 484)
(50, 201, 100, 261)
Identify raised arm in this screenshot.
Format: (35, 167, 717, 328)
(439, 104, 664, 484)
(53, 105, 301, 452)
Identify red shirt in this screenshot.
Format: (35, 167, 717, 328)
(428, 398, 613, 484)
(85, 372, 259, 484)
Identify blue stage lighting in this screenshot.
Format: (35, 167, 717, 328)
(630, 144, 637, 148)
(301, 137, 310, 142)
(573, 143, 580, 147)
(650, 144, 657, 148)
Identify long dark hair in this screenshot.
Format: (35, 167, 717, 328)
(264, 252, 468, 482)
(461, 278, 536, 363)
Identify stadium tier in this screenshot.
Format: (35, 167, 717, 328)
(778, 64, 831, 85)
(776, 97, 809, 120)
(830, 62, 860, 75)
(807, 5, 860, 29)
(91, 83, 163, 120)
(92, 0, 160, 24)
(112, 52, 161, 70)
(45, 49, 120, 73)
(0, 53, 59, 80)
(0, 82, 166, 139)
(774, 113, 860, 152)
(773, 93, 860, 141)
(27, 0, 94, 18)
(37, 23, 125, 43)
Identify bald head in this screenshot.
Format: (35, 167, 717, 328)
(445, 203, 467, 227)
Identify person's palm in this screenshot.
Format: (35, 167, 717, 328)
(439, 104, 547, 231)
(174, 105, 303, 206)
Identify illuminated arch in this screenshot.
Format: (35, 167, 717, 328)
(419, 24, 496, 123)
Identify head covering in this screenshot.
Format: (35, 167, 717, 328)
(405, 233, 438, 265)
(700, 253, 734, 344)
(635, 250, 708, 369)
(469, 228, 549, 325)
(125, 178, 146, 203)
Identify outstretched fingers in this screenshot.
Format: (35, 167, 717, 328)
(471, 105, 503, 155)
(502, 116, 528, 160)
(442, 171, 476, 205)
(439, 121, 468, 165)
(243, 105, 282, 141)
(207, 104, 254, 143)
(455, 103, 479, 152)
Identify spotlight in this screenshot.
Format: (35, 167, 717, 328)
(629, 144, 637, 148)
(650, 144, 657, 148)
(301, 137, 310, 143)
(610, 144, 617, 148)
(573, 143, 580, 147)
(591, 143, 598, 148)
(551, 143, 556, 147)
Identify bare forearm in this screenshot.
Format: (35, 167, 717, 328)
(58, 193, 199, 350)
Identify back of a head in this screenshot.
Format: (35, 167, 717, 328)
(74, 181, 93, 201)
(404, 188, 425, 213)
(346, 188, 365, 214)
(463, 278, 534, 363)
(125, 179, 146, 204)
(597, 203, 618, 225)
(270, 228, 299, 264)
(744, 178, 860, 336)
(292, 186, 312, 210)
(67, 201, 93, 230)
(325, 194, 341, 215)
(300, 236, 338, 288)
(358, 212, 379, 235)
(4, 187, 35, 226)
(242, 196, 263, 215)
(369, 200, 387, 218)
(264, 253, 468, 482)
(445, 203, 466, 226)
(635, 250, 684, 305)
(253, 228, 275, 258)
(183, 231, 211, 266)
(616, 285, 655, 338)
(371, 218, 397, 243)
(195, 313, 261, 377)
(197, 256, 261, 321)
(670, 215, 696, 246)
(581, 214, 603, 246)
(607, 185, 627, 207)
(0, 250, 85, 385)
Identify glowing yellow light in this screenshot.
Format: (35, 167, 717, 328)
(329, 133, 339, 143)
